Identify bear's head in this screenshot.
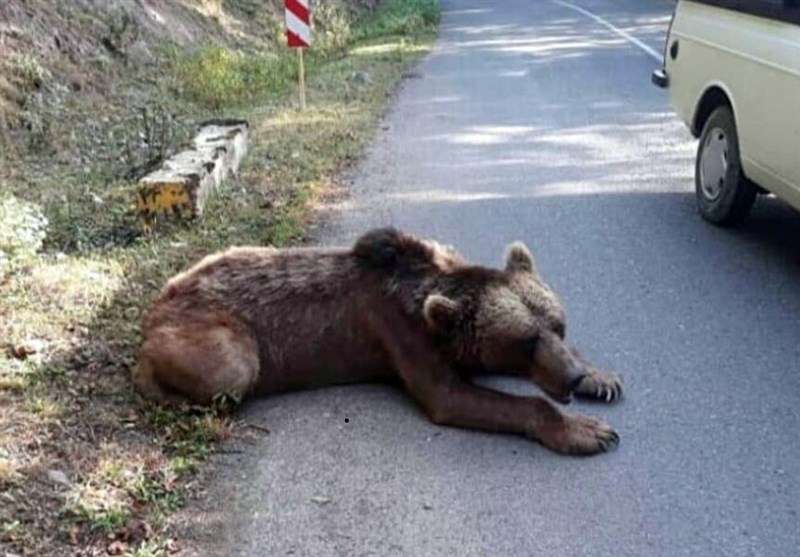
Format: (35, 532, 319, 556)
(423, 241, 584, 403)
(353, 228, 586, 403)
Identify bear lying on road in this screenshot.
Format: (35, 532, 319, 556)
(134, 228, 623, 455)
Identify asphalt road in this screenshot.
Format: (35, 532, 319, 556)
(196, 1, 800, 555)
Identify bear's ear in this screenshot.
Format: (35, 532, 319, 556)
(423, 294, 462, 333)
(504, 241, 538, 276)
(353, 227, 403, 268)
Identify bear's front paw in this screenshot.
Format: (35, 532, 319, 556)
(535, 414, 619, 456)
(574, 370, 623, 403)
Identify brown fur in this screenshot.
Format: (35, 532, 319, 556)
(135, 228, 623, 455)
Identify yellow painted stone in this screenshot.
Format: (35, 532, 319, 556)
(136, 120, 248, 223)
(137, 181, 193, 217)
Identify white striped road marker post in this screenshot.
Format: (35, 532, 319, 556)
(285, 0, 311, 110)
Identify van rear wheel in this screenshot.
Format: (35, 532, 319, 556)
(695, 106, 756, 226)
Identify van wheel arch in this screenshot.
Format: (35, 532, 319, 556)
(692, 87, 764, 194)
(692, 87, 732, 138)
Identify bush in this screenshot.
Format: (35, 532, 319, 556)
(176, 46, 246, 109)
(10, 54, 50, 93)
(0, 194, 48, 277)
(102, 7, 141, 60)
(357, 0, 440, 40)
(175, 46, 295, 110)
(313, 1, 354, 53)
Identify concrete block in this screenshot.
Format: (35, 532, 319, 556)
(137, 119, 249, 219)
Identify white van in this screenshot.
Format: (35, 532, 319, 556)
(653, 0, 800, 225)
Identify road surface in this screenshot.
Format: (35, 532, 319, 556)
(194, 1, 800, 555)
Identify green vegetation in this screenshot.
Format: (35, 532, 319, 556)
(9, 54, 51, 93)
(174, 0, 438, 110)
(175, 46, 295, 109)
(0, 194, 49, 278)
(358, 0, 440, 39)
(0, 0, 439, 555)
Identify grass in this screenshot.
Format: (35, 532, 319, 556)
(358, 0, 440, 39)
(172, 0, 439, 110)
(126, 541, 171, 557)
(174, 46, 296, 110)
(0, 0, 439, 555)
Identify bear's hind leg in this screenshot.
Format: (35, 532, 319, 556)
(135, 316, 260, 405)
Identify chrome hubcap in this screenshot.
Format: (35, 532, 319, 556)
(700, 127, 729, 202)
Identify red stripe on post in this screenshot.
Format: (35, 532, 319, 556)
(286, 29, 308, 48)
(285, 0, 310, 23)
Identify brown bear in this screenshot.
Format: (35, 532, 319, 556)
(134, 228, 623, 455)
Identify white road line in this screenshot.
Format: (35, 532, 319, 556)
(551, 0, 663, 63)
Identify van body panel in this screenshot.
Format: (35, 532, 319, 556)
(664, 0, 800, 208)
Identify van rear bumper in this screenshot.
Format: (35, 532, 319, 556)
(652, 68, 669, 89)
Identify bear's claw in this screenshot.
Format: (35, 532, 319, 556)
(574, 371, 623, 403)
(534, 414, 619, 456)
(571, 415, 619, 455)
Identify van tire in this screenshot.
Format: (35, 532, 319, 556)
(695, 106, 756, 226)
